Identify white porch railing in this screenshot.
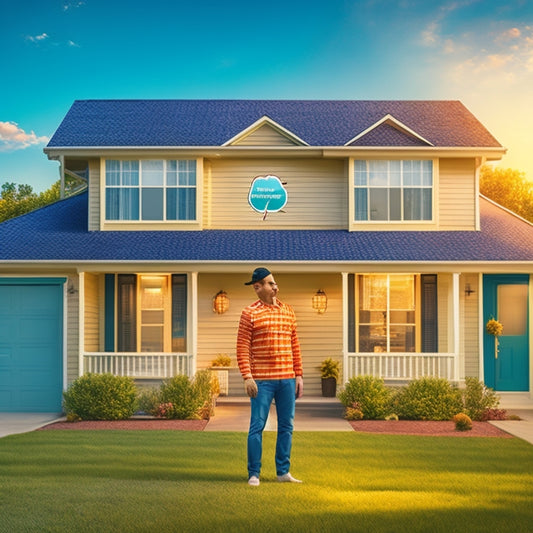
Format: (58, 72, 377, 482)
(346, 353, 456, 381)
(83, 353, 193, 379)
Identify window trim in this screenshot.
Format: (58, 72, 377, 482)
(106, 273, 188, 354)
(352, 273, 422, 353)
(100, 157, 203, 230)
(348, 157, 437, 230)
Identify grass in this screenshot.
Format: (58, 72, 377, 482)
(1, 430, 532, 533)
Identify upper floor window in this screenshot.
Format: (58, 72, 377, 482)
(354, 160, 433, 222)
(105, 159, 197, 221)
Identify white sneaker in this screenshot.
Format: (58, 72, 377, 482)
(277, 473, 302, 483)
(248, 476, 260, 486)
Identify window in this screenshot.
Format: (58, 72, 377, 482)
(105, 160, 197, 221)
(354, 160, 432, 221)
(108, 274, 187, 352)
(348, 273, 438, 353)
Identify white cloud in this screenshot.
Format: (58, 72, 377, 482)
(0, 122, 49, 152)
(26, 33, 49, 43)
(63, 1, 85, 10)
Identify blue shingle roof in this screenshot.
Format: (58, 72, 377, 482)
(46, 100, 502, 149)
(0, 193, 531, 262)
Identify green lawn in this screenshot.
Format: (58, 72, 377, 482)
(1, 430, 532, 532)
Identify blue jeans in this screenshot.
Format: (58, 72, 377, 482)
(247, 378, 296, 478)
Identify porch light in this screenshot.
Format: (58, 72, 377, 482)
(213, 290, 230, 314)
(312, 289, 327, 314)
(464, 283, 475, 297)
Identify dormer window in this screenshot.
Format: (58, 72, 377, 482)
(353, 160, 433, 222)
(105, 159, 197, 221)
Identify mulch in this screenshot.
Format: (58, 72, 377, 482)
(39, 417, 513, 438)
(348, 420, 514, 438)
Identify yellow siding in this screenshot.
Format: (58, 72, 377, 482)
(197, 273, 343, 396)
(88, 159, 100, 231)
(207, 158, 347, 229)
(439, 158, 476, 230)
(83, 273, 100, 352)
(231, 123, 299, 146)
(462, 274, 480, 378)
(66, 275, 80, 384)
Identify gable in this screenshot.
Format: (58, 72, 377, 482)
(346, 114, 433, 147)
(224, 116, 308, 147)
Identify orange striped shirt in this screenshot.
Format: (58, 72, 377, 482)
(236, 299, 303, 381)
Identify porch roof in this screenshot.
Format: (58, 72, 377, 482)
(1, 193, 532, 263)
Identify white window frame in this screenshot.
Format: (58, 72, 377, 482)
(101, 158, 202, 228)
(349, 158, 436, 228)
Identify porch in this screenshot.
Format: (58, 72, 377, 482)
(82, 351, 458, 394)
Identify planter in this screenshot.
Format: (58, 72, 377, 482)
(321, 377, 337, 397)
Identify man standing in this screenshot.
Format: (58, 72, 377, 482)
(236, 267, 304, 487)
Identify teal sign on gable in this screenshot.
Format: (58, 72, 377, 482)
(248, 175, 288, 218)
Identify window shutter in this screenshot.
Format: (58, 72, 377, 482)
(104, 274, 115, 352)
(421, 274, 438, 352)
(117, 274, 137, 352)
(171, 274, 187, 352)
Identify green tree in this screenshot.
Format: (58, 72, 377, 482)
(0, 176, 85, 223)
(480, 165, 533, 223)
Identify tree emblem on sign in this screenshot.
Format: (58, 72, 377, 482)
(248, 175, 288, 220)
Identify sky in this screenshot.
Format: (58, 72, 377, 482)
(1, 0, 532, 192)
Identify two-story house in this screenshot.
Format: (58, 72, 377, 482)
(0, 99, 532, 413)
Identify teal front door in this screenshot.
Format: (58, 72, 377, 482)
(483, 275, 529, 391)
(0, 279, 65, 412)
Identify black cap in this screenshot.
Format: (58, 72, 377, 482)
(244, 267, 272, 285)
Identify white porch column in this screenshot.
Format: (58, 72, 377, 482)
(78, 271, 85, 378)
(452, 272, 461, 381)
(190, 271, 198, 375)
(342, 272, 349, 384)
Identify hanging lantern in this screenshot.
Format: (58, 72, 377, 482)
(312, 289, 327, 314)
(213, 290, 230, 314)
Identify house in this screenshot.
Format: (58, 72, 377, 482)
(0, 99, 532, 413)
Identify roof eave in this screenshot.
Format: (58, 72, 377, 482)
(44, 145, 507, 161)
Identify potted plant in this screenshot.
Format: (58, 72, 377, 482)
(210, 354, 232, 396)
(320, 357, 340, 397)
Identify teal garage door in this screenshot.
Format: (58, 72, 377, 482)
(0, 279, 65, 412)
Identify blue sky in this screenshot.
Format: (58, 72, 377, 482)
(1, 0, 532, 192)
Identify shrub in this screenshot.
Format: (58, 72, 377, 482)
(454, 413, 473, 431)
(211, 354, 232, 367)
(320, 358, 340, 380)
(338, 375, 392, 420)
(136, 387, 162, 416)
(155, 402, 175, 419)
(480, 408, 508, 421)
(344, 401, 364, 420)
(63, 373, 137, 420)
(393, 377, 463, 421)
(159, 370, 214, 420)
(462, 377, 500, 421)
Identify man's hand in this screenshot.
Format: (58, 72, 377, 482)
(244, 378, 258, 398)
(295, 376, 304, 399)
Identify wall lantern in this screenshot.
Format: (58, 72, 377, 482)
(213, 290, 230, 314)
(464, 283, 475, 297)
(312, 289, 328, 314)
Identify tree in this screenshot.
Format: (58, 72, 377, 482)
(0, 173, 85, 223)
(480, 165, 533, 223)
(0, 181, 60, 223)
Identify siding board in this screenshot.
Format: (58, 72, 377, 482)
(207, 158, 347, 229)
